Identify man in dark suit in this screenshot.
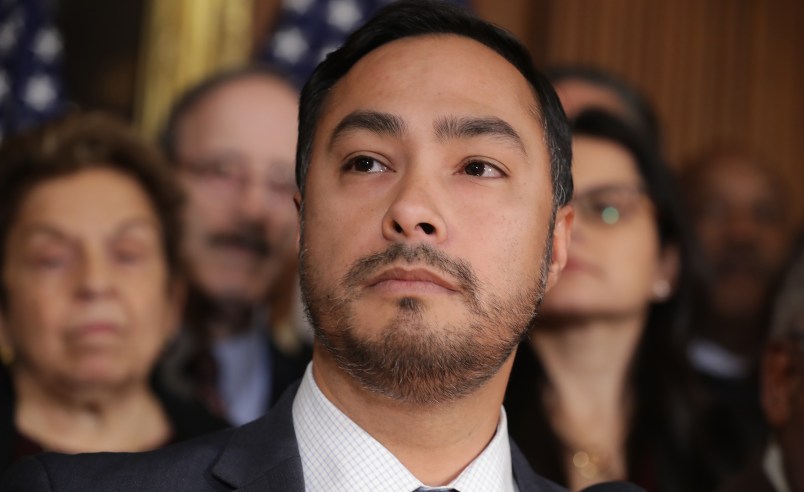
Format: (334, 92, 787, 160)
(717, 240, 804, 492)
(155, 65, 311, 426)
(2, 1, 641, 490)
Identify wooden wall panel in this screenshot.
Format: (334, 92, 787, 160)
(479, 0, 803, 221)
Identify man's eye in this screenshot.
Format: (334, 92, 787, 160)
(37, 257, 68, 269)
(463, 160, 503, 178)
(345, 156, 388, 173)
(115, 249, 146, 265)
(31, 253, 71, 270)
(206, 162, 239, 181)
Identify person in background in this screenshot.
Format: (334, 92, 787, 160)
(0, 112, 226, 472)
(717, 235, 804, 492)
(547, 66, 660, 148)
(681, 148, 795, 470)
(506, 110, 718, 492)
(156, 66, 311, 425)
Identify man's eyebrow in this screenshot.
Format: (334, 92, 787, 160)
(329, 111, 408, 148)
(434, 115, 527, 156)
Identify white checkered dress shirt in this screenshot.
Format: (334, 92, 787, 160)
(293, 363, 517, 492)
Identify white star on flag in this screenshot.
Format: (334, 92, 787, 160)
(273, 27, 309, 63)
(33, 27, 61, 62)
(287, 0, 315, 14)
(24, 74, 56, 111)
(0, 72, 9, 100)
(328, 0, 362, 32)
(0, 13, 21, 54)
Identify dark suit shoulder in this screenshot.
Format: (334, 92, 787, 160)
(511, 438, 645, 492)
(0, 427, 236, 492)
(1, 383, 303, 492)
(511, 438, 567, 492)
(1, 456, 51, 491)
(716, 460, 775, 492)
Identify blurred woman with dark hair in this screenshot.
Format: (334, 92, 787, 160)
(0, 113, 226, 471)
(506, 110, 719, 491)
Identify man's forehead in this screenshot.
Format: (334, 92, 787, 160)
(321, 35, 543, 142)
(707, 161, 780, 197)
(336, 35, 535, 103)
(178, 76, 298, 140)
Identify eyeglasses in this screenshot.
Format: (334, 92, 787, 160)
(178, 157, 296, 200)
(572, 185, 652, 227)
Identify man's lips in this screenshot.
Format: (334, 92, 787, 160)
(367, 266, 460, 294)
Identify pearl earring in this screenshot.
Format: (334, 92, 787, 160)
(653, 280, 671, 300)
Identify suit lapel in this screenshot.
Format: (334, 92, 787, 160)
(511, 438, 567, 492)
(210, 382, 305, 492)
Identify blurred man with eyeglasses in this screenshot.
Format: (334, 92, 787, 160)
(156, 66, 311, 426)
(681, 148, 795, 471)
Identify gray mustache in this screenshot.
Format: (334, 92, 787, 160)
(208, 231, 270, 257)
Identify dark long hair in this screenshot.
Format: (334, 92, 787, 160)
(506, 110, 718, 492)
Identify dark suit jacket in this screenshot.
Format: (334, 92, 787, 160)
(1, 382, 638, 492)
(716, 459, 777, 492)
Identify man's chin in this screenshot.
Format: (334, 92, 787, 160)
(199, 281, 266, 307)
(194, 266, 274, 301)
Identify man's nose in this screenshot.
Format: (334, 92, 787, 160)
(382, 173, 448, 244)
(76, 251, 115, 301)
(724, 210, 762, 244)
(236, 179, 270, 222)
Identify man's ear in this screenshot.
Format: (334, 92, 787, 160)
(761, 341, 796, 427)
(293, 191, 302, 253)
(544, 204, 574, 293)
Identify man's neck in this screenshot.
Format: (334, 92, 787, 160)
(699, 310, 764, 361)
(310, 347, 513, 486)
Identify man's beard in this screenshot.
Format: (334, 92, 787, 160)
(299, 238, 551, 406)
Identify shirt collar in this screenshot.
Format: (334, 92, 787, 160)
(763, 440, 791, 492)
(292, 363, 516, 492)
(688, 337, 752, 379)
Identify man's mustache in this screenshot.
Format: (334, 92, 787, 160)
(343, 243, 479, 299)
(208, 229, 271, 257)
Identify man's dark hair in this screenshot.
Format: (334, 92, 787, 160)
(296, 0, 572, 210)
(159, 64, 298, 164)
(0, 112, 185, 308)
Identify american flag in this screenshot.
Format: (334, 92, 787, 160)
(260, 0, 468, 89)
(0, 0, 64, 142)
